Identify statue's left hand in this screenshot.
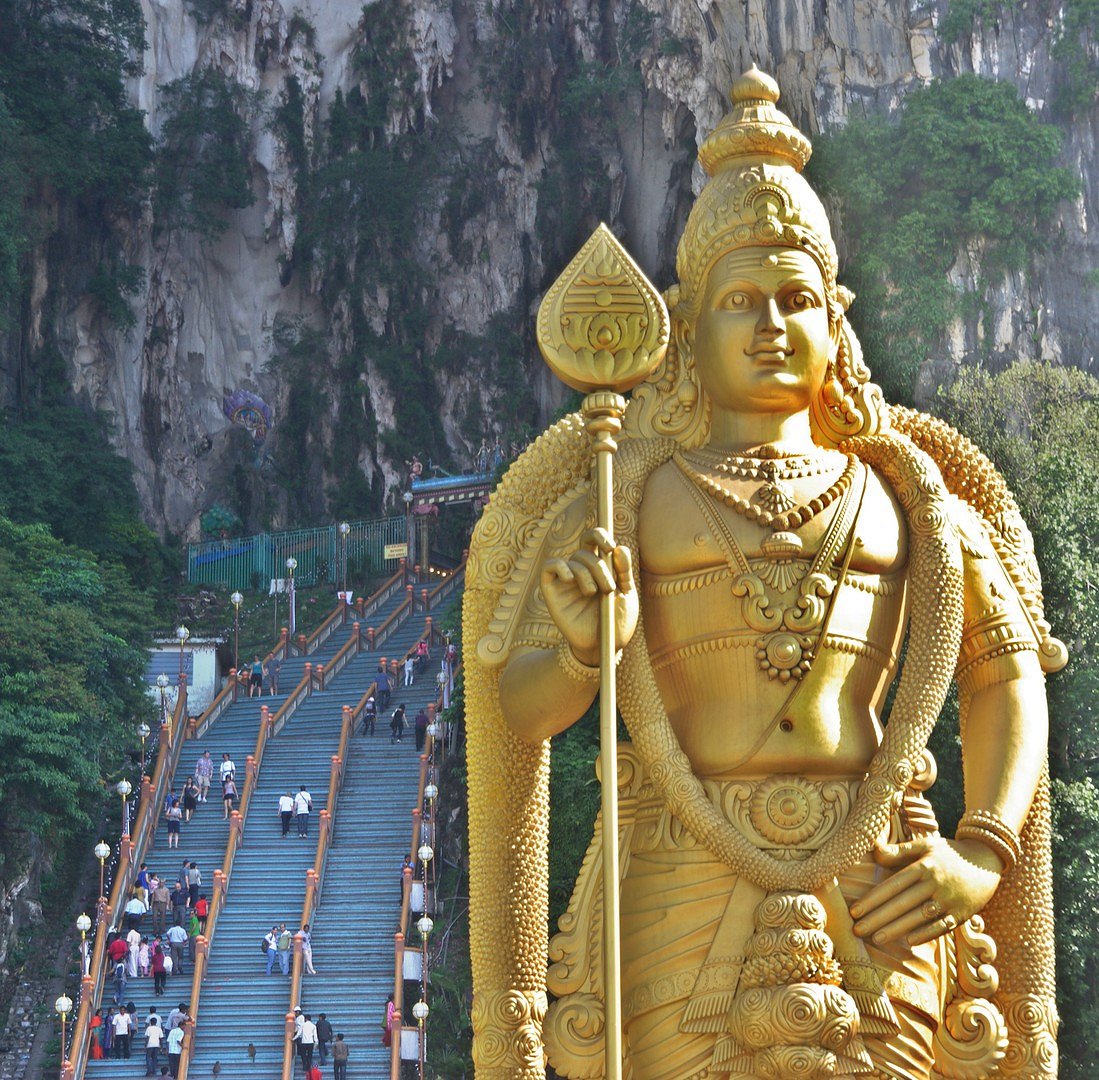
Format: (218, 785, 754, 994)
(848, 835, 1003, 948)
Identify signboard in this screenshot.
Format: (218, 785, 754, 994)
(384, 542, 409, 560)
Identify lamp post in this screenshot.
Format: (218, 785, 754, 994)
(137, 722, 151, 767)
(230, 590, 243, 673)
(76, 913, 92, 976)
(55, 994, 73, 1072)
(286, 558, 298, 636)
(117, 779, 132, 838)
(402, 491, 414, 567)
(176, 625, 190, 680)
(412, 998, 429, 1078)
(338, 522, 350, 595)
(94, 840, 110, 907)
(156, 673, 170, 726)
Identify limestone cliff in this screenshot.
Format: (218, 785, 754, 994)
(12, 0, 1096, 538)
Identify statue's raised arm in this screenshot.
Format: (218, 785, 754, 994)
(464, 65, 1065, 1080)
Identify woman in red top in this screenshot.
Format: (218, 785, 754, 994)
(151, 943, 167, 996)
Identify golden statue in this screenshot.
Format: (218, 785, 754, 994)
(464, 67, 1065, 1080)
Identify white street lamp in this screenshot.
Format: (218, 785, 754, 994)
(94, 840, 110, 903)
(176, 625, 190, 679)
(286, 558, 298, 635)
(76, 913, 92, 975)
(231, 590, 243, 672)
(338, 522, 351, 594)
(116, 779, 132, 837)
(55, 993, 73, 1071)
(137, 722, 151, 764)
(156, 673, 170, 725)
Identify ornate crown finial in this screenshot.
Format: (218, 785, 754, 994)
(698, 65, 812, 176)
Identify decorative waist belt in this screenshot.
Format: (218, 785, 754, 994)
(629, 775, 867, 859)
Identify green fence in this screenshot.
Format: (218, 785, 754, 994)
(187, 517, 408, 592)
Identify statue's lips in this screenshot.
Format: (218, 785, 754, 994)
(746, 346, 793, 366)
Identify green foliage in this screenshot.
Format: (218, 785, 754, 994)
(0, 0, 152, 327)
(266, 315, 332, 523)
(200, 504, 244, 539)
(86, 261, 144, 331)
(0, 514, 155, 880)
(1051, 0, 1099, 115)
(548, 705, 600, 927)
(0, 403, 173, 591)
(1050, 777, 1099, 1075)
(154, 68, 256, 241)
(354, 0, 418, 130)
(936, 362, 1099, 1075)
(939, 0, 1096, 114)
(940, 0, 1015, 43)
(810, 76, 1077, 401)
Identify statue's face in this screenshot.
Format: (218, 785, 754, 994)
(688, 245, 833, 417)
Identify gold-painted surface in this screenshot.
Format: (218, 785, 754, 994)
(536, 224, 669, 394)
(466, 64, 1059, 1079)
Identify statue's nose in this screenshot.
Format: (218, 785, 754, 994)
(755, 296, 784, 336)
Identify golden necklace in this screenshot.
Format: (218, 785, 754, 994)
(675, 450, 859, 533)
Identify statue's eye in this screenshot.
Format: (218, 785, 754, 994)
(721, 291, 752, 310)
(785, 291, 817, 311)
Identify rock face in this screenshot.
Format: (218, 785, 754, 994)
(13, 0, 1097, 538)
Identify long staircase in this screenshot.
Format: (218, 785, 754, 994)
(82, 622, 353, 1080)
(78, 564, 462, 1080)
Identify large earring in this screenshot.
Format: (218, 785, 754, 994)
(625, 285, 711, 447)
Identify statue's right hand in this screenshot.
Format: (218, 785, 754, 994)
(541, 528, 639, 668)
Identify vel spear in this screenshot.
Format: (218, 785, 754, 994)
(536, 223, 669, 1079)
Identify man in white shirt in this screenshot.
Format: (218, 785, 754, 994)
(194, 750, 214, 801)
(124, 892, 148, 932)
(219, 753, 235, 784)
(112, 1006, 132, 1059)
(403, 655, 415, 686)
(144, 1017, 164, 1077)
(166, 922, 188, 976)
(278, 792, 294, 837)
(293, 786, 313, 838)
(166, 1022, 185, 1077)
(298, 1014, 319, 1073)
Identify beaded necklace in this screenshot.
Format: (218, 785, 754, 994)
(674, 450, 859, 533)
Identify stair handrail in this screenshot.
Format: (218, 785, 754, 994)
(355, 561, 411, 622)
(388, 658, 458, 1078)
(66, 682, 189, 1080)
(280, 685, 366, 1080)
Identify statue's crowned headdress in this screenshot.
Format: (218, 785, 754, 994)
(631, 66, 885, 447)
(677, 65, 840, 314)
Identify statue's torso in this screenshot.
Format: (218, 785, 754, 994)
(638, 454, 908, 779)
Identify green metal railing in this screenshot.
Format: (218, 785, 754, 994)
(186, 517, 407, 591)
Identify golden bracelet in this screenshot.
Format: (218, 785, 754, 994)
(956, 809, 1023, 873)
(556, 643, 600, 683)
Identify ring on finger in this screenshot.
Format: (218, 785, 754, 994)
(921, 900, 943, 920)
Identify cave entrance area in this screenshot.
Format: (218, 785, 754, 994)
(407, 469, 493, 572)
